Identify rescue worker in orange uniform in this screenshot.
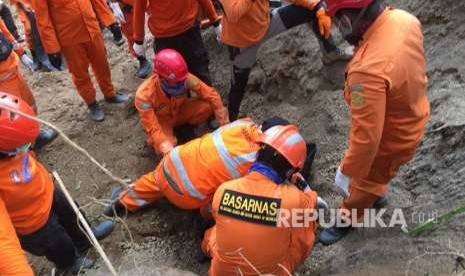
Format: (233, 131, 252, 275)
(132, 0, 221, 85)
(219, 0, 351, 121)
(107, 0, 151, 78)
(32, 0, 129, 122)
(201, 124, 322, 275)
(318, 0, 430, 245)
(0, 92, 114, 275)
(135, 49, 229, 155)
(0, 18, 57, 148)
(0, 1, 22, 41)
(104, 117, 319, 222)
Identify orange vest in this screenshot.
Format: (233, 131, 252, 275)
(0, 19, 25, 81)
(341, 8, 430, 181)
(0, 151, 54, 235)
(208, 171, 318, 275)
(158, 119, 262, 209)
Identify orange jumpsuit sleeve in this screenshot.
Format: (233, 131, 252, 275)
(91, 0, 117, 27)
(135, 95, 175, 152)
(0, 19, 25, 56)
(286, 190, 318, 272)
(197, 0, 219, 23)
(31, 0, 61, 53)
(286, 0, 319, 10)
(341, 72, 387, 178)
(187, 73, 227, 123)
(219, 0, 255, 23)
(0, 199, 34, 276)
(133, 0, 147, 42)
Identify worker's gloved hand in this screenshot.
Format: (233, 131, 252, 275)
(315, 2, 332, 39)
(215, 109, 229, 126)
(334, 166, 350, 198)
(133, 41, 145, 57)
(159, 140, 174, 155)
(212, 20, 222, 43)
(109, 2, 126, 23)
(48, 53, 62, 70)
(20, 53, 34, 71)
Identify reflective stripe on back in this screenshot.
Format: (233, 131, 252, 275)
(169, 147, 206, 200)
(211, 120, 257, 179)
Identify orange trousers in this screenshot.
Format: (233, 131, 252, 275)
(202, 227, 301, 276)
(339, 153, 409, 221)
(148, 98, 213, 152)
(61, 34, 115, 105)
(0, 68, 36, 112)
(121, 8, 135, 57)
(120, 164, 210, 212)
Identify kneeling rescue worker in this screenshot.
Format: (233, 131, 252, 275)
(135, 49, 229, 155)
(318, 0, 430, 245)
(201, 124, 321, 275)
(0, 92, 114, 275)
(103, 117, 315, 218)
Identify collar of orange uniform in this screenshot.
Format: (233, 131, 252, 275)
(360, 7, 391, 45)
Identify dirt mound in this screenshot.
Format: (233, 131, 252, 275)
(25, 0, 465, 275)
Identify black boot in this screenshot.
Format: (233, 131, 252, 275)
(227, 66, 251, 121)
(301, 143, 317, 180)
(34, 127, 58, 149)
(319, 225, 352, 246)
(136, 55, 152, 78)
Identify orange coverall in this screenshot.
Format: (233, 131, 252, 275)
(202, 171, 318, 275)
(135, 73, 227, 154)
(0, 18, 36, 111)
(91, 0, 117, 27)
(133, 0, 218, 40)
(119, 119, 261, 212)
(32, 0, 116, 105)
(116, 0, 136, 56)
(0, 151, 54, 275)
(340, 8, 430, 218)
(219, 0, 319, 48)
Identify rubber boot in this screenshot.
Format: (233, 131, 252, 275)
(30, 50, 42, 71)
(88, 102, 105, 122)
(373, 195, 388, 209)
(319, 225, 352, 246)
(136, 55, 152, 79)
(301, 143, 317, 180)
(105, 91, 129, 103)
(227, 66, 251, 121)
(34, 127, 58, 150)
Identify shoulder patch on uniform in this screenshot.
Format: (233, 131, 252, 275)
(351, 91, 364, 108)
(218, 189, 281, 226)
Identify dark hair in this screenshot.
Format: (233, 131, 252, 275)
(256, 144, 294, 180)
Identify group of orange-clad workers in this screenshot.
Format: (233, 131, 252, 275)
(0, 0, 430, 274)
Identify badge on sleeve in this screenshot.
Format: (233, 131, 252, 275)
(350, 84, 365, 108)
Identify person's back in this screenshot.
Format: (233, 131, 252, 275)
(162, 118, 261, 208)
(209, 172, 317, 275)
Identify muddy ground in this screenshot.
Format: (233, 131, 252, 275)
(20, 0, 464, 275)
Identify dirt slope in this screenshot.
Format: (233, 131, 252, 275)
(24, 0, 464, 275)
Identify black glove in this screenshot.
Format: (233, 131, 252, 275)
(109, 23, 123, 42)
(48, 53, 62, 70)
(296, 177, 310, 191)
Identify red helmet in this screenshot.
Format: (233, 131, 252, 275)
(257, 125, 307, 170)
(325, 0, 374, 16)
(0, 92, 39, 152)
(153, 49, 188, 83)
